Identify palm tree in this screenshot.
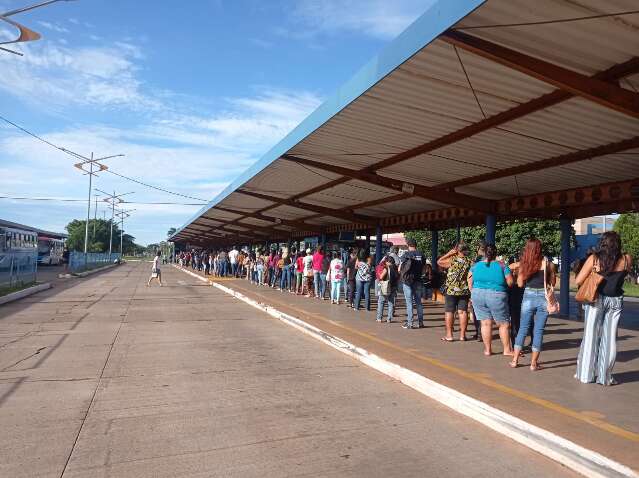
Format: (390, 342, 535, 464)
(167, 227, 177, 238)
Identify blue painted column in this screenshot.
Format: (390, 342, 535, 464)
(456, 224, 461, 244)
(375, 223, 383, 265)
(485, 214, 497, 244)
(560, 217, 572, 316)
(431, 229, 439, 271)
(321, 233, 327, 251)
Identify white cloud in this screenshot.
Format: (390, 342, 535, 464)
(36, 21, 69, 33)
(292, 0, 433, 39)
(0, 26, 323, 244)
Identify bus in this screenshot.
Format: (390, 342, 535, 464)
(0, 226, 38, 288)
(37, 236, 65, 265)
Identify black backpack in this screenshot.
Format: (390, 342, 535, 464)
(399, 257, 414, 285)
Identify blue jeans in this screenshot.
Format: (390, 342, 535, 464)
(376, 290, 396, 322)
(280, 265, 290, 289)
(313, 271, 321, 297)
(219, 261, 227, 277)
(402, 282, 424, 327)
(320, 273, 327, 298)
(515, 289, 549, 352)
(331, 280, 342, 302)
(354, 279, 370, 310)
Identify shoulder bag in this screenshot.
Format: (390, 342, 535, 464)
(543, 258, 560, 314)
(575, 258, 604, 303)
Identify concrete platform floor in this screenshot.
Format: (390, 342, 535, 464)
(0, 262, 576, 477)
(187, 267, 639, 474)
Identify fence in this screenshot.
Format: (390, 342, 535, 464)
(69, 252, 121, 273)
(0, 250, 38, 290)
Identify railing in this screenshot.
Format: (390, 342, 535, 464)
(0, 250, 38, 290)
(69, 252, 121, 273)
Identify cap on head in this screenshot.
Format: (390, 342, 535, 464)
(406, 238, 417, 247)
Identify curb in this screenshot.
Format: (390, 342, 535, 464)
(0, 282, 52, 305)
(173, 265, 637, 478)
(72, 262, 120, 277)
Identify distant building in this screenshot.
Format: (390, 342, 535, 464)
(573, 216, 617, 259)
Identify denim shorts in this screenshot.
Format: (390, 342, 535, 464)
(444, 294, 469, 313)
(471, 289, 510, 323)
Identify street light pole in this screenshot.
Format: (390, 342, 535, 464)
(83, 153, 93, 267)
(92, 192, 100, 240)
(109, 190, 115, 260)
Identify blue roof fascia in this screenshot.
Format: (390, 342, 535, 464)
(173, 0, 485, 240)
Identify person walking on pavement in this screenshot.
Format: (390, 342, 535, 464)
(147, 250, 163, 287)
(399, 238, 425, 329)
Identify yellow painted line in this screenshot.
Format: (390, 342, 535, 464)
(235, 283, 639, 444)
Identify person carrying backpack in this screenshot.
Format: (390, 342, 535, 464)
(399, 238, 424, 329)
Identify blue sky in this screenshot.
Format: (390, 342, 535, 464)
(0, 0, 433, 245)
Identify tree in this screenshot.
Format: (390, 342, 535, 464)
(167, 227, 177, 238)
(405, 219, 575, 261)
(65, 219, 141, 255)
(614, 213, 639, 274)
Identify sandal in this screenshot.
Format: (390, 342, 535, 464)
(441, 337, 454, 342)
(508, 360, 518, 368)
(530, 363, 543, 371)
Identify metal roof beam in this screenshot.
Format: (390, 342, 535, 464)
(364, 57, 639, 174)
(441, 30, 639, 120)
(213, 205, 311, 230)
(284, 155, 494, 213)
(237, 189, 378, 226)
(437, 136, 639, 190)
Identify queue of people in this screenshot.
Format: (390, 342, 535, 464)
(176, 230, 631, 387)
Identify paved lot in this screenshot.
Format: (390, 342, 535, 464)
(0, 262, 575, 477)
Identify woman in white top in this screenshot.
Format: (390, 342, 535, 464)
(147, 250, 163, 287)
(327, 251, 345, 305)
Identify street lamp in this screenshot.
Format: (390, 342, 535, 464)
(0, 0, 76, 55)
(95, 189, 133, 261)
(74, 153, 124, 268)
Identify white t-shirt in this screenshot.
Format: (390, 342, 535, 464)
(329, 259, 344, 281)
(152, 256, 160, 270)
(228, 249, 239, 264)
(303, 255, 314, 276)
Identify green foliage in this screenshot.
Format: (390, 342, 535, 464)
(167, 227, 177, 238)
(405, 219, 574, 261)
(65, 219, 140, 255)
(614, 213, 639, 272)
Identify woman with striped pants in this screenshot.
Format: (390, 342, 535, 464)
(575, 232, 632, 386)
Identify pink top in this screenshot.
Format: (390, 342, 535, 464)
(312, 252, 324, 271)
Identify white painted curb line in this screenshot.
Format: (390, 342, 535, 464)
(174, 265, 637, 478)
(0, 282, 52, 305)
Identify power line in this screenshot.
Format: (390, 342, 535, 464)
(0, 114, 209, 203)
(0, 195, 205, 205)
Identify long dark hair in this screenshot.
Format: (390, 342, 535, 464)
(596, 231, 622, 274)
(484, 243, 497, 266)
(519, 238, 543, 281)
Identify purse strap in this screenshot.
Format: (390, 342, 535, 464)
(543, 257, 548, 290)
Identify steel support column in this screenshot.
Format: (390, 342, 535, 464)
(560, 217, 572, 316)
(431, 230, 439, 272)
(486, 214, 496, 244)
(375, 223, 383, 265)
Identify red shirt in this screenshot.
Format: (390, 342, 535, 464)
(296, 256, 304, 272)
(312, 252, 324, 271)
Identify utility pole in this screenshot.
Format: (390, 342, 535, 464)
(74, 152, 123, 269)
(116, 209, 134, 257)
(92, 192, 100, 241)
(95, 189, 134, 261)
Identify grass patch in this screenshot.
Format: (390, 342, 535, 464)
(0, 281, 37, 297)
(623, 282, 639, 298)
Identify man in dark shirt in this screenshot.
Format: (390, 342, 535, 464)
(346, 250, 357, 308)
(400, 238, 425, 329)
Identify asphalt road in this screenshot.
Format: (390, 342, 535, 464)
(0, 262, 576, 477)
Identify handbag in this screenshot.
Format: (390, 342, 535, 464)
(379, 279, 391, 296)
(543, 258, 560, 315)
(575, 258, 604, 303)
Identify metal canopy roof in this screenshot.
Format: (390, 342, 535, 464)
(172, 0, 639, 246)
